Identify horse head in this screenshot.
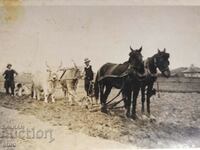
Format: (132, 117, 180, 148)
(129, 46, 144, 73)
(154, 48, 171, 78)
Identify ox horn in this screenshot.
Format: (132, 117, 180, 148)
(163, 48, 166, 52)
(72, 59, 78, 69)
(58, 61, 63, 68)
(157, 48, 161, 53)
(45, 61, 51, 69)
(57, 61, 63, 71)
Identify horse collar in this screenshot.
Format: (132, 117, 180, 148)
(128, 62, 140, 71)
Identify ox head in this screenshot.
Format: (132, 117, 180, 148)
(45, 61, 63, 82)
(61, 61, 82, 80)
(69, 67, 82, 80)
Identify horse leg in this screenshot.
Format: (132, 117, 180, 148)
(103, 85, 112, 104)
(141, 86, 146, 114)
(101, 86, 112, 113)
(100, 84, 105, 104)
(146, 83, 153, 117)
(122, 90, 131, 118)
(131, 87, 140, 120)
(100, 84, 105, 112)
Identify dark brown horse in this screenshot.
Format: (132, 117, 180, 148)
(94, 46, 145, 119)
(141, 48, 170, 118)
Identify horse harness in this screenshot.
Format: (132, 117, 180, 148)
(97, 63, 146, 82)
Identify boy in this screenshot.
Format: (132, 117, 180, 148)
(3, 64, 18, 96)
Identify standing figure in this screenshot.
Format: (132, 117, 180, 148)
(84, 58, 94, 96)
(2, 64, 18, 96)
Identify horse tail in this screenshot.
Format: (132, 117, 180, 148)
(94, 71, 100, 100)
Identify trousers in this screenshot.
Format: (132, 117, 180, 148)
(4, 80, 15, 95)
(84, 79, 93, 96)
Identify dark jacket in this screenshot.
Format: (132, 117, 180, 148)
(3, 69, 18, 81)
(84, 65, 94, 81)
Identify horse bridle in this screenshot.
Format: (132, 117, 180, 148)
(154, 57, 169, 73)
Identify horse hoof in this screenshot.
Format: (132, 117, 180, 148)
(141, 114, 148, 120)
(125, 112, 131, 118)
(101, 109, 108, 114)
(131, 115, 138, 120)
(101, 107, 108, 114)
(149, 115, 156, 122)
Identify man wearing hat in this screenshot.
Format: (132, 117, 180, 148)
(2, 64, 18, 96)
(84, 58, 94, 96)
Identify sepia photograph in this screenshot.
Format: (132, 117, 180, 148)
(0, 0, 200, 149)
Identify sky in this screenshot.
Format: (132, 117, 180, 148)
(0, 1, 200, 72)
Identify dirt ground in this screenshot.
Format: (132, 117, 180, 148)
(0, 105, 133, 150)
(0, 89, 200, 149)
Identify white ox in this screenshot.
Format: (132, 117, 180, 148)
(15, 83, 31, 96)
(31, 62, 63, 103)
(60, 65, 82, 104)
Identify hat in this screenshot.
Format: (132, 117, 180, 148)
(7, 64, 12, 68)
(84, 58, 91, 63)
